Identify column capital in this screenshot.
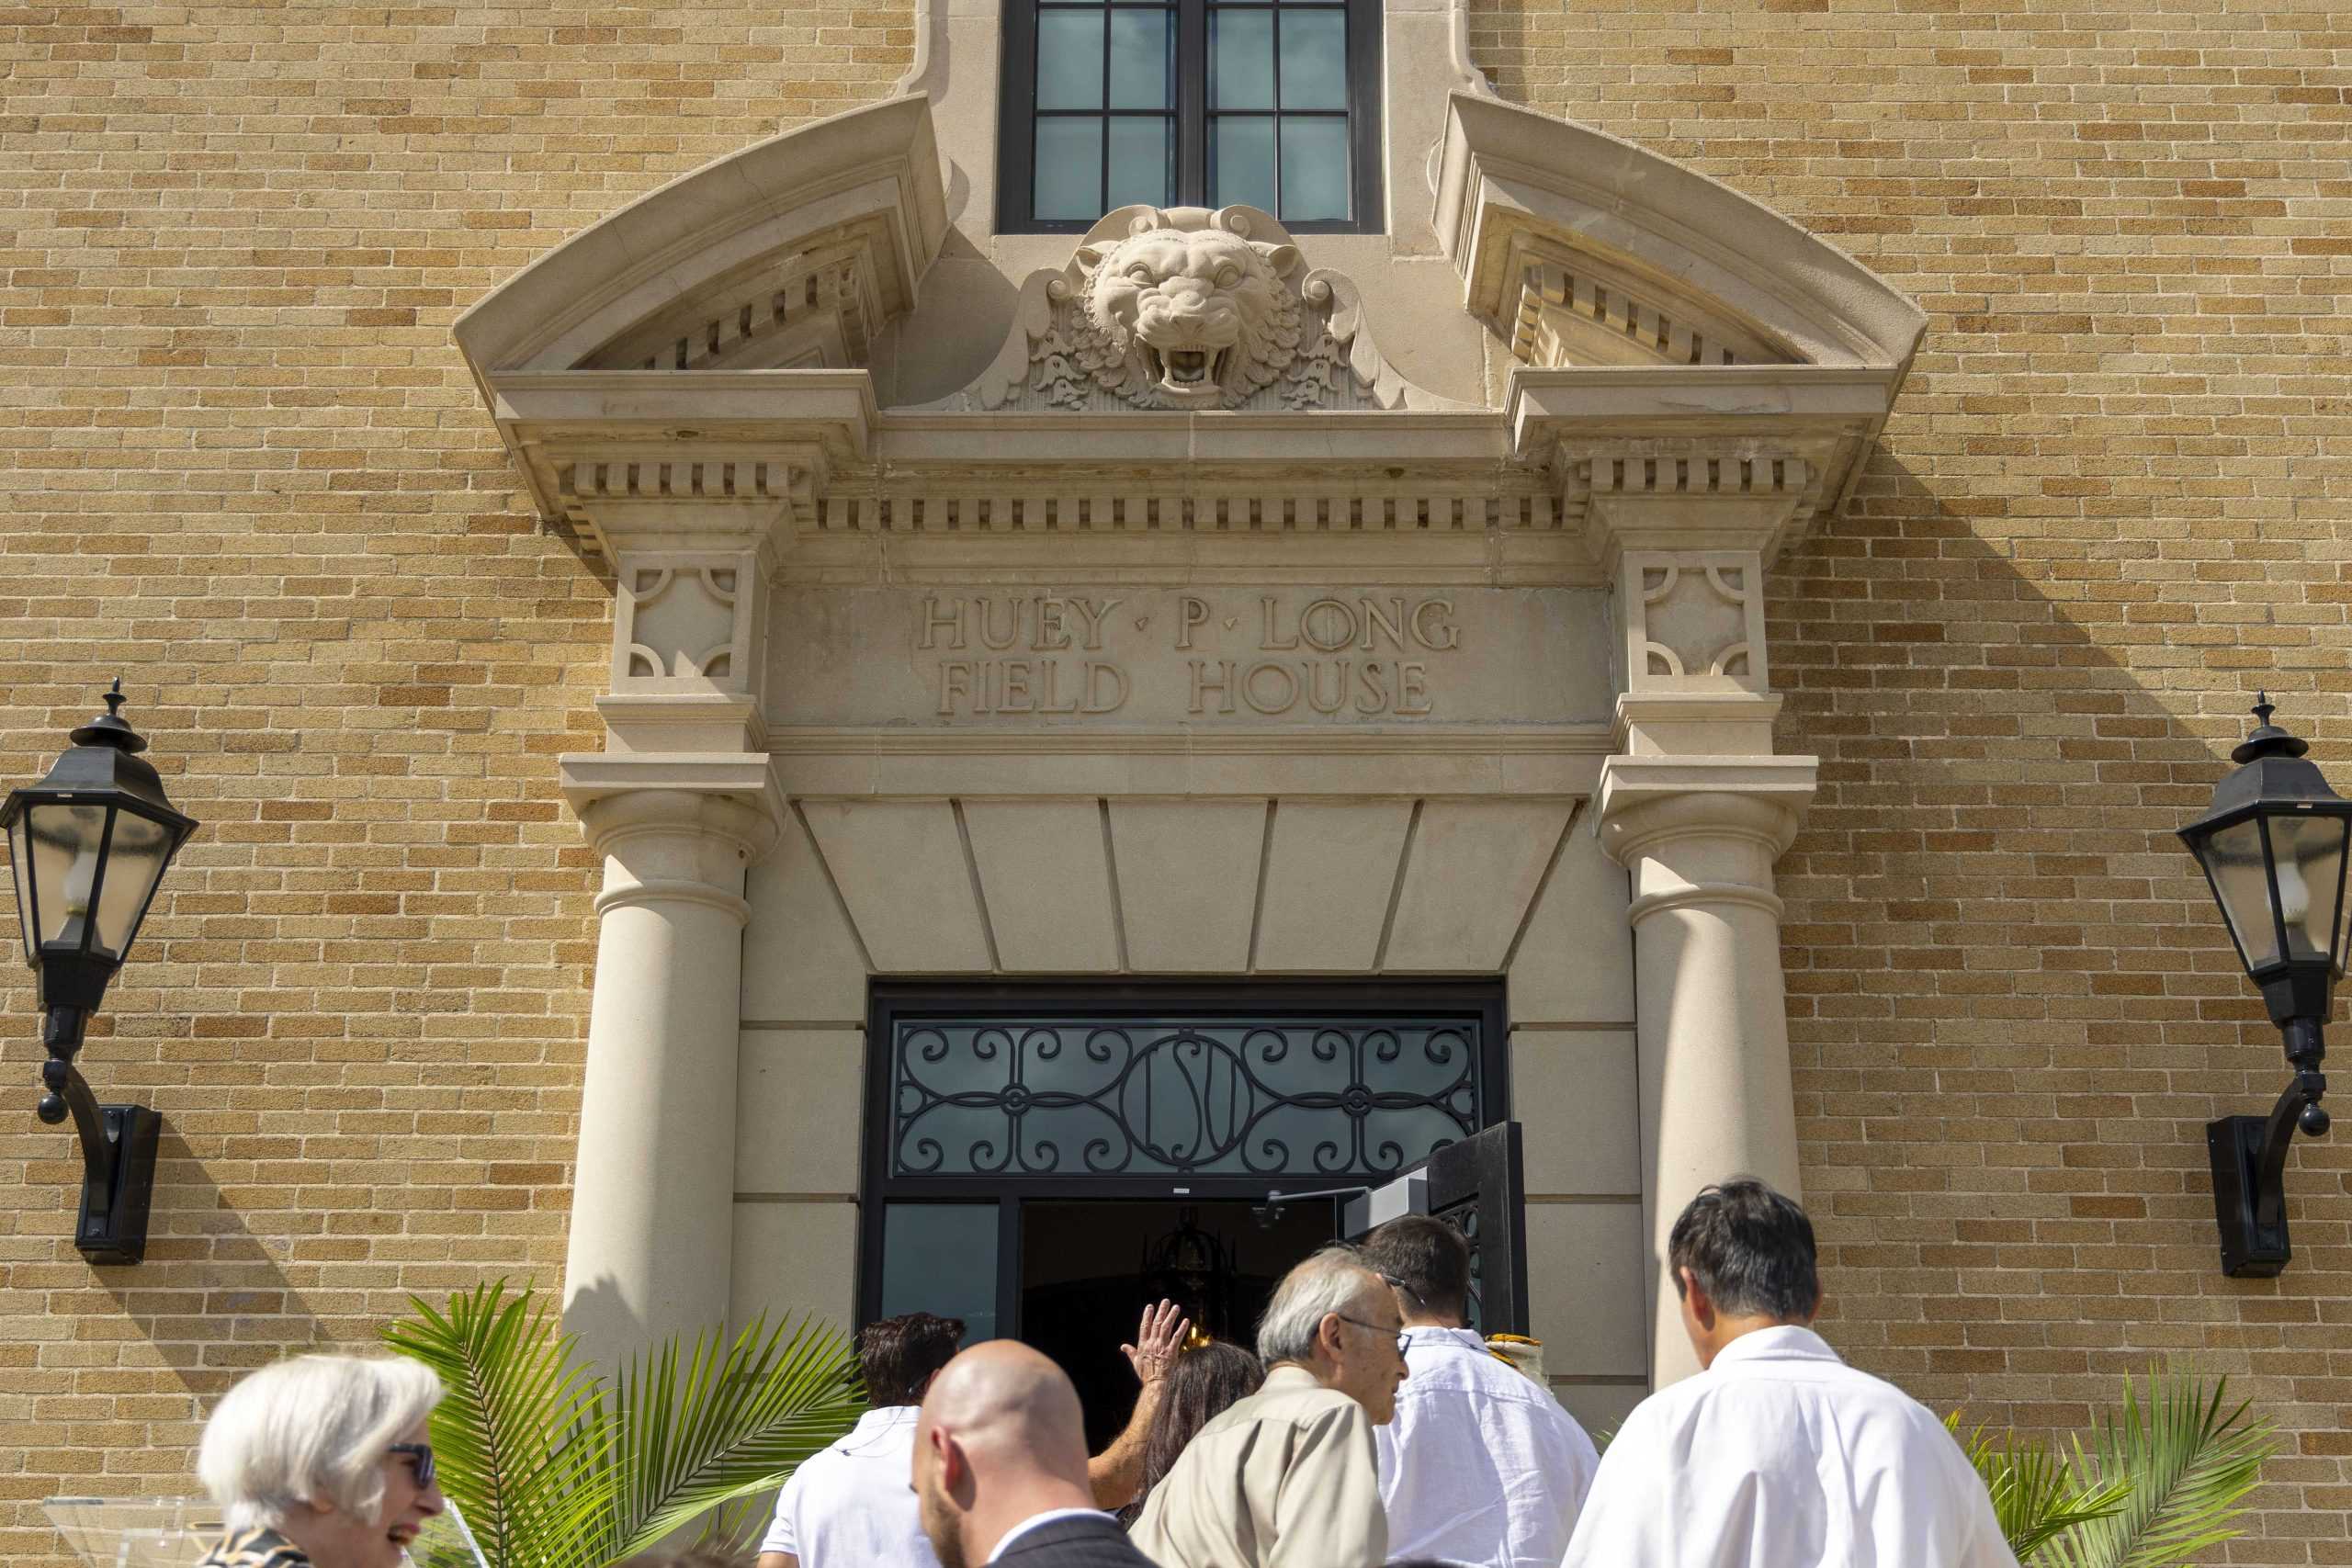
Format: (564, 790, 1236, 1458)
(560, 754, 789, 921)
(1596, 753, 1818, 872)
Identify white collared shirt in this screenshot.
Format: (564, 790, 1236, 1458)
(760, 1404, 940, 1567)
(986, 1506, 1117, 1562)
(1559, 1325, 2018, 1568)
(1374, 1325, 1598, 1568)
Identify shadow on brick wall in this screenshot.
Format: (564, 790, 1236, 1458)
(1769, 446, 2349, 1464)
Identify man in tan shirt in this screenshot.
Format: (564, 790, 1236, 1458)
(1129, 1246, 1408, 1568)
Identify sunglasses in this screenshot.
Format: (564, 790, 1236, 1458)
(388, 1441, 436, 1488)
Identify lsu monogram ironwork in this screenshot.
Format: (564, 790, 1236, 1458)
(888, 1019, 1483, 1179)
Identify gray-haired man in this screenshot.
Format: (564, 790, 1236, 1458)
(1128, 1245, 1406, 1568)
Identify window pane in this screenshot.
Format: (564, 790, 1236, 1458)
(1280, 117, 1349, 220)
(1277, 9, 1347, 108)
(1212, 115, 1277, 211)
(1210, 10, 1274, 109)
(1036, 9, 1105, 109)
(1034, 117, 1103, 220)
(2204, 818, 2282, 970)
(881, 1203, 999, 1344)
(1108, 117, 1173, 209)
(92, 808, 171, 958)
(1108, 8, 1172, 108)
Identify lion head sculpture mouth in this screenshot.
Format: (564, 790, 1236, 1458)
(1060, 208, 1306, 410)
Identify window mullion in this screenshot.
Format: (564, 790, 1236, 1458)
(1099, 1, 1113, 214)
(1178, 0, 1207, 207)
(1270, 5, 1283, 217)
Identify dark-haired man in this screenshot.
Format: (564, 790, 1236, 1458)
(1361, 1215, 1596, 1568)
(1560, 1179, 2017, 1568)
(758, 1311, 967, 1568)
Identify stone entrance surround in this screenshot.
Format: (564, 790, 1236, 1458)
(451, 79, 1925, 1416)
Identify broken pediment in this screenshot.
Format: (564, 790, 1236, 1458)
(1434, 93, 1927, 375)
(922, 206, 1467, 413)
(453, 95, 946, 381)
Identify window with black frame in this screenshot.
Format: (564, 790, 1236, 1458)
(999, 0, 1383, 232)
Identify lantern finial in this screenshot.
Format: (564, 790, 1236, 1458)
(68, 679, 146, 755)
(2232, 691, 2307, 766)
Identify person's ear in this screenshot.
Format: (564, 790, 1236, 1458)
(931, 1428, 971, 1497)
(1678, 1267, 1716, 1328)
(1317, 1311, 1345, 1359)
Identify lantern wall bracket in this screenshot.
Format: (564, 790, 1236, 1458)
(36, 1015, 161, 1268)
(2206, 1017, 2330, 1279)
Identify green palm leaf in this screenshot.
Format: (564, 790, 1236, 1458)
(381, 1280, 615, 1568)
(602, 1313, 867, 1558)
(2034, 1371, 2274, 1568)
(1946, 1412, 2128, 1561)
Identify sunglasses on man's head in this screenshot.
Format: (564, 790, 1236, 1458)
(388, 1441, 435, 1488)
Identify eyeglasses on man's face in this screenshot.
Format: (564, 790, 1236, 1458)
(1333, 1312, 1408, 1359)
(388, 1441, 435, 1489)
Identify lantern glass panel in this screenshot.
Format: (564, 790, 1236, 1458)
(2269, 810, 2352, 973)
(2202, 817, 2281, 971)
(25, 802, 111, 952)
(6, 809, 32, 966)
(92, 807, 173, 960)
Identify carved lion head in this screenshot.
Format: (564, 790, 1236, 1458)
(1061, 207, 1306, 409)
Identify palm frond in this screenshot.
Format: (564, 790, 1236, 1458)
(382, 1280, 615, 1568)
(604, 1313, 866, 1556)
(2034, 1371, 2275, 1568)
(1945, 1411, 2128, 1561)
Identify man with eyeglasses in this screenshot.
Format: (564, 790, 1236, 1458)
(1360, 1216, 1599, 1568)
(1129, 1245, 1406, 1568)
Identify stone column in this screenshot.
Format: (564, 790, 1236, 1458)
(1598, 751, 1815, 1386)
(558, 769, 781, 1374)
(544, 454, 814, 1377)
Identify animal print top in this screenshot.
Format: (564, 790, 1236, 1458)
(194, 1527, 312, 1567)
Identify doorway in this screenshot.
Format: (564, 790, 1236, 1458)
(1021, 1199, 1335, 1448)
(856, 980, 1515, 1438)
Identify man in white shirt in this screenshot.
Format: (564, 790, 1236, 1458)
(758, 1310, 965, 1568)
(761, 1303, 1189, 1568)
(912, 1340, 1158, 1568)
(1560, 1179, 2018, 1568)
(1360, 1215, 1598, 1568)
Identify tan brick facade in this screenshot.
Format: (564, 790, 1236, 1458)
(2, 3, 2346, 1563)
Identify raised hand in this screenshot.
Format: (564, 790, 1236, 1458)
(1121, 1297, 1191, 1386)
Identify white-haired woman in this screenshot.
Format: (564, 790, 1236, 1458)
(193, 1354, 446, 1568)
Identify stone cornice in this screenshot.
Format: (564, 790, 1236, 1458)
(1507, 365, 1904, 569)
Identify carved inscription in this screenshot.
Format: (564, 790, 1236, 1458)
(922, 592, 1461, 719)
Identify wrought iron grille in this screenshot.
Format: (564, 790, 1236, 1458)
(887, 1015, 1485, 1180)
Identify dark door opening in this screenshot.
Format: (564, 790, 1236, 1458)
(1020, 1198, 1335, 1450)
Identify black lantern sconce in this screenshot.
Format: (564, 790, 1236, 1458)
(1, 683, 198, 1264)
(2177, 694, 2348, 1277)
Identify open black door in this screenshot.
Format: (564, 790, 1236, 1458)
(1345, 1120, 1530, 1335)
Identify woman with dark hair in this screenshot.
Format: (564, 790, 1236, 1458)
(1117, 1342, 1267, 1529)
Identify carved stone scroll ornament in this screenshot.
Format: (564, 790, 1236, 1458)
(930, 205, 1464, 413)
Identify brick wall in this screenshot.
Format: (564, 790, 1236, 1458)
(1472, 0, 2352, 1556)
(5, 0, 2348, 1562)
(0, 6, 906, 1562)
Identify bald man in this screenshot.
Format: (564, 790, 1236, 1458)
(912, 1342, 1159, 1568)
